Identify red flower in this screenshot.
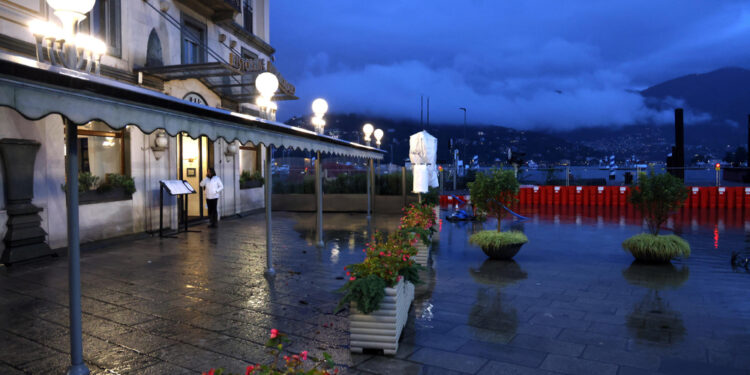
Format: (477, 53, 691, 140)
(270, 328, 278, 339)
(301, 350, 308, 360)
(349, 276, 356, 281)
(246, 365, 255, 375)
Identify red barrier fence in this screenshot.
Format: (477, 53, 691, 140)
(440, 186, 750, 209)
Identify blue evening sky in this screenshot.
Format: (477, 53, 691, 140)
(271, 1, 750, 129)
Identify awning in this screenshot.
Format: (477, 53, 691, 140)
(135, 61, 297, 102)
(0, 52, 382, 159)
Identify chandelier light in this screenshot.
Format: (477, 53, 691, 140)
(28, 1, 106, 74)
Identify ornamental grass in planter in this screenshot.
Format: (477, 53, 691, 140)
(338, 231, 422, 354)
(469, 230, 528, 259)
(468, 169, 528, 259)
(623, 169, 690, 263)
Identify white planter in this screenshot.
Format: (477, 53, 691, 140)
(350, 279, 415, 355)
(413, 239, 430, 267)
(432, 206, 441, 242)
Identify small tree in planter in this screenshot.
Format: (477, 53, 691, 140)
(623, 169, 690, 263)
(468, 169, 528, 259)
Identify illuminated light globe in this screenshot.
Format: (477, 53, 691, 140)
(46, 0, 96, 35)
(373, 128, 384, 146)
(362, 123, 374, 142)
(312, 98, 328, 117)
(255, 72, 279, 99)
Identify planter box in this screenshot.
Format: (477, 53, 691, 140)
(431, 206, 441, 242)
(240, 180, 263, 189)
(413, 239, 430, 267)
(350, 279, 414, 355)
(80, 188, 132, 205)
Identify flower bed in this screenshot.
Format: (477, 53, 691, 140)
(203, 329, 337, 374)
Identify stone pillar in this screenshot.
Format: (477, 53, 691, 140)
(0, 138, 55, 264)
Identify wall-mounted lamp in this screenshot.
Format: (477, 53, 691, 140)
(151, 131, 168, 160)
(224, 142, 238, 162)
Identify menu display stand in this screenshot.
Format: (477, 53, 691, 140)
(159, 180, 199, 238)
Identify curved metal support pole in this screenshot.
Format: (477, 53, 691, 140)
(64, 118, 90, 375)
(315, 151, 324, 247)
(264, 146, 275, 278)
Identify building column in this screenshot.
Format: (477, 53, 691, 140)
(264, 145, 275, 277)
(64, 118, 90, 375)
(366, 159, 372, 219)
(369, 159, 375, 217)
(315, 151, 323, 247)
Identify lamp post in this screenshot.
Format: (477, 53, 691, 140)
(29, 0, 105, 74)
(311, 98, 328, 134)
(373, 128, 383, 172)
(255, 72, 278, 120)
(40, 4, 97, 375)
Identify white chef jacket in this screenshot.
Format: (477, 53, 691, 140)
(200, 175, 224, 199)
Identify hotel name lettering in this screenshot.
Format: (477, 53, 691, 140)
(229, 52, 295, 97)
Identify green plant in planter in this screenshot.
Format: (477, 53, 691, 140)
(622, 234, 690, 263)
(240, 170, 264, 185)
(78, 172, 99, 192)
(624, 169, 689, 263)
(338, 231, 422, 314)
(468, 169, 526, 259)
(469, 231, 528, 248)
(98, 173, 136, 195)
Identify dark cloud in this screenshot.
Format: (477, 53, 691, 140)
(271, 0, 747, 129)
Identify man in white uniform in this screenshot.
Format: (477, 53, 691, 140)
(200, 167, 223, 228)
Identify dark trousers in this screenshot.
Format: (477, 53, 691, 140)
(207, 198, 218, 226)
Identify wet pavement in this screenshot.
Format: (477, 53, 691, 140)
(0, 207, 749, 374)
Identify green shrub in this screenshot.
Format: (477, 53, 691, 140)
(629, 169, 688, 235)
(469, 169, 519, 231)
(622, 234, 690, 263)
(99, 173, 136, 195)
(469, 230, 528, 248)
(78, 172, 99, 192)
(240, 170, 263, 185)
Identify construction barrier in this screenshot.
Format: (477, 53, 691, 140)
(441, 186, 750, 209)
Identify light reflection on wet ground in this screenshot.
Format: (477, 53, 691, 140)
(300, 206, 750, 374)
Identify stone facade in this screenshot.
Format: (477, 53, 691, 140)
(0, 0, 284, 250)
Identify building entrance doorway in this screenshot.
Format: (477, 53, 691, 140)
(177, 133, 213, 223)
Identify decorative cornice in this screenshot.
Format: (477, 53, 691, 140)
(216, 20, 275, 57)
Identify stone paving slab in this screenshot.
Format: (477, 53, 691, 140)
(0, 211, 748, 374)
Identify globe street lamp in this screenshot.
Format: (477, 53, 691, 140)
(311, 98, 328, 134)
(255, 72, 278, 120)
(373, 128, 384, 148)
(362, 123, 374, 146)
(29, 0, 106, 74)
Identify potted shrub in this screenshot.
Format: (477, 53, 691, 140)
(468, 169, 527, 259)
(338, 231, 422, 355)
(623, 169, 690, 263)
(240, 170, 264, 189)
(66, 172, 136, 204)
(203, 329, 337, 374)
(400, 203, 437, 266)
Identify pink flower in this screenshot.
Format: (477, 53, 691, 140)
(284, 355, 290, 362)
(349, 276, 356, 281)
(292, 354, 300, 361)
(270, 328, 278, 339)
(379, 252, 384, 256)
(301, 350, 308, 360)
